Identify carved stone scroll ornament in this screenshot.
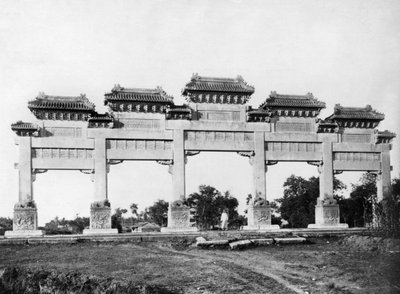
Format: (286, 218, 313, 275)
(185, 150, 200, 164)
(237, 151, 255, 165)
(32, 169, 48, 182)
(80, 169, 95, 182)
(156, 160, 174, 174)
(307, 161, 323, 173)
(266, 161, 278, 166)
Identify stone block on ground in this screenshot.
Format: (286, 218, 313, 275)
(274, 237, 306, 244)
(250, 238, 273, 246)
(196, 239, 229, 248)
(229, 239, 253, 250)
(138, 223, 161, 232)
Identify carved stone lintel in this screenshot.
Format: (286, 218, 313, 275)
(307, 161, 322, 167)
(80, 169, 94, 175)
(156, 160, 173, 166)
(237, 151, 255, 158)
(107, 159, 124, 165)
(33, 169, 48, 174)
(156, 160, 174, 174)
(237, 151, 255, 165)
(185, 151, 200, 157)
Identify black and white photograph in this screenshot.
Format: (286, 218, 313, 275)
(0, 0, 399, 293)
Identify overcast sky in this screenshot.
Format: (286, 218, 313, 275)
(0, 0, 399, 225)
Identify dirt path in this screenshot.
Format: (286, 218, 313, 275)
(0, 238, 399, 293)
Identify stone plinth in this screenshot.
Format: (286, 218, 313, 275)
(5, 205, 44, 238)
(161, 201, 197, 232)
(83, 202, 118, 235)
(244, 198, 280, 230)
(308, 199, 348, 229)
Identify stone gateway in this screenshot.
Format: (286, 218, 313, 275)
(5, 74, 395, 237)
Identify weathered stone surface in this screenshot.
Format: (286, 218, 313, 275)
(274, 237, 306, 244)
(90, 206, 112, 230)
(164, 201, 197, 232)
(308, 203, 349, 229)
(229, 239, 252, 250)
(82, 229, 118, 235)
(4, 230, 44, 238)
(13, 207, 38, 231)
(196, 239, 229, 248)
(138, 223, 161, 232)
(250, 238, 273, 246)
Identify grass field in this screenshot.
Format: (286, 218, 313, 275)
(0, 236, 399, 293)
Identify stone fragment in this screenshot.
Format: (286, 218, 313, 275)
(274, 237, 306, 244)
(229, 239, 252, 250)
(250, 238, 273, 246)
(196, 239, 229, 248)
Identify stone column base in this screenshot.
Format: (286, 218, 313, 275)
(308, 199, 348, 229)
(83, 201, 117, 235)
(5, 230, 44, 238)
(246, 197, 279, 230)
(5, 203, 44, 238)
(163, 200, 198, 232)
(82, 228, 118, 235)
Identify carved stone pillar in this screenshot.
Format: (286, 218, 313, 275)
(308, 142, 348, 229)
(244, 132, 279, 230)
(163, 130, 197, 232)
(379, 145, 391, 202)
(6, 137, 43, 238)
(83, 138, 117, 235)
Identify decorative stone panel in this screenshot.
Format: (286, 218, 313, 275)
(276, 122, 312, 132)
(342, 133, 371, 143)
(266, 142, 321, 152)
(13, 208, 38, 231)
(90, 206, 112, 229)
(185, 131, 253, 142)
(168, 200, 191, 229)
(32, 148, 94, 159)
(107, 139, 172, 150)
(333, 152, 380, 162)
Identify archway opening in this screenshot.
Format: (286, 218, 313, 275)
(107, 161, 172, 217)
(186, 152, 252, 215)
(34, 170, 93, 226)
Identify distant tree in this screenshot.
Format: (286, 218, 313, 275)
(69, 215, 90, 233)
(338, 173, 376, 227)
(379, 177, 400, 237)
(0, 217, 13, 235)
(130, 203, 139, 218)
(147, 200, 169, 227)
(276, 175, 346, 228)
(111, 208, 128, 232)
(187, 185, 240, 230)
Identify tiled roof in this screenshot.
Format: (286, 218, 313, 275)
(11, 121, 39, 131)
(260, 91, 326, 109)
(88, 113, 113, 121)
(326, 104, 385, 120)
(28, 93, 95, 111)
(378, 130, 396, 138)
(105, 85, 174, 104)
(182, 74, 255, 95)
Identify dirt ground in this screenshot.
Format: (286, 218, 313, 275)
(0, 236, 399, 293)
